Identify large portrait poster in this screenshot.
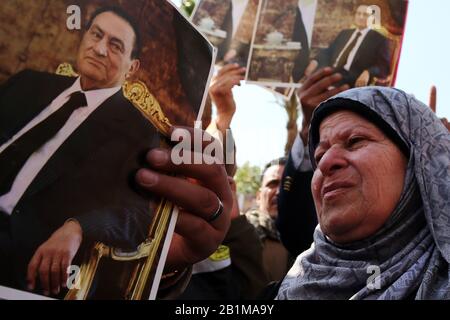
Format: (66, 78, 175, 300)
(0, 0, 215, 300)
(306, 0, 408, 88)
(246, 0, 408, 89)
(245, 0, 315, 88)
(191, 0, 408, 103)
(191, 0, 261, 67)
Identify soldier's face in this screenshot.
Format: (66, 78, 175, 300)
(77, 12, 140, 90)
(257, 164, 284, 219)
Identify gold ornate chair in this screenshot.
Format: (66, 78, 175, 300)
(369, 28, 402, 86)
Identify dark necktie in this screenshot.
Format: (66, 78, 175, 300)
(0, 91, 87, 196)
(335, 31, 362, 69)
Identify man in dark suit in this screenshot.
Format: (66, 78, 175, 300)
(0, 6, 160, 297)
(305, 5, 391, 87)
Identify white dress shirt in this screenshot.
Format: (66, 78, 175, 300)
(0, 77, 121, 214)
(334, 27, 370, 71)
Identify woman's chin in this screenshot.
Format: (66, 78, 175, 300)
(321, 218, 362, 244)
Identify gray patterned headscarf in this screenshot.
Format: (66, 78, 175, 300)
(277, 87, 450, 300)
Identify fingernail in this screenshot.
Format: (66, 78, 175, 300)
(151, 149, 169, 166)
(139, 170, 158, 187)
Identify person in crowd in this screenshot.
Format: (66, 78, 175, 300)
(275, 86, 450, 299)
(278, 75, 450, 259)
(245, 157, 295, 282)
(137, 85, 449, 299)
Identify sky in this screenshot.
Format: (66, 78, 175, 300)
(173, 0, 450, 168)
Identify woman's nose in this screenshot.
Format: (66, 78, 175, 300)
(317, 146, 348, 176)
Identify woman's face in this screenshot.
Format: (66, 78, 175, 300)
(312, 110, 408, 244)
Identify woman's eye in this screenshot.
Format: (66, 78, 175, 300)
(347, 136, 365, 147)
(314, 153, 324, 163)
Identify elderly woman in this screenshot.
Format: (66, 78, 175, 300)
(276, 86, 450, 299)
(135, 86, 448, 299)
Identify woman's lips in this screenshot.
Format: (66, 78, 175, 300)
(322, 181, 354, 200)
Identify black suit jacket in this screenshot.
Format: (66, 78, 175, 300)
(217, 0, 233, 61)
(0, 70, 161, 288)
(316, 29, 391, 86)
(292, 7, 311, 82)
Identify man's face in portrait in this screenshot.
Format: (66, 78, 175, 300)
(355, 5, 370, 30)
(76, 11, 140, 90)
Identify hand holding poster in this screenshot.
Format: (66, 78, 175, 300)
(192, 0, 408, 100)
